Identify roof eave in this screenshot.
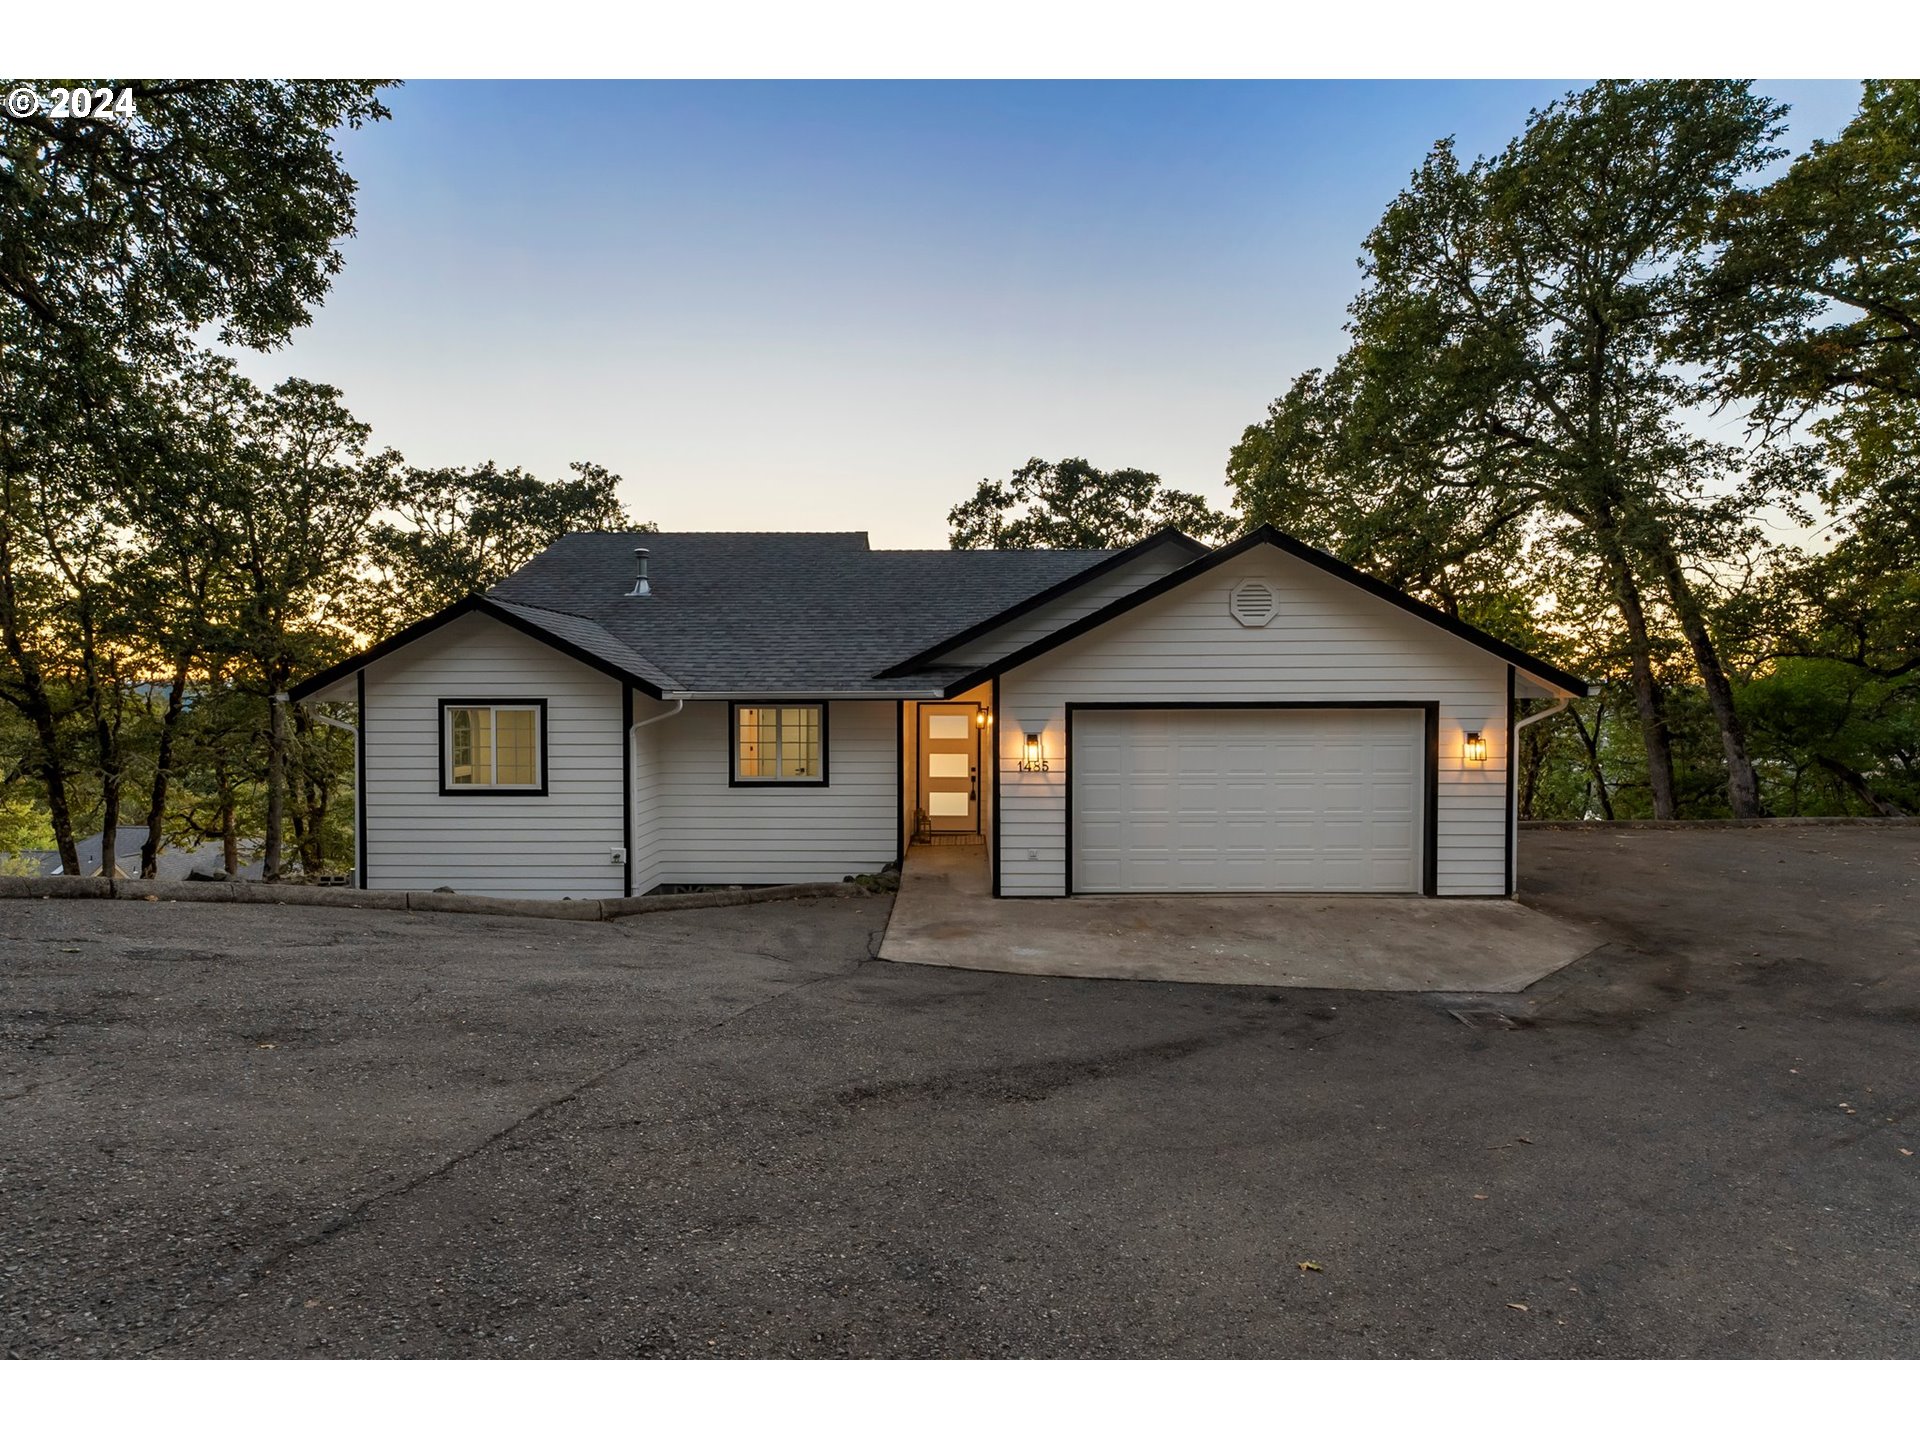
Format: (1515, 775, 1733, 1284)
(287, 595, 673, 703)
(872, 527, 1209, 678)
(937, 524, 1591, 698)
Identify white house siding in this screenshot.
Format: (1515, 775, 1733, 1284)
(642, 700, 898, 886)
(361, 612, 627, 899)
(996, 546, 1513, 898)
(937, 545, 1196, 668)
(628, 691, 679, 897)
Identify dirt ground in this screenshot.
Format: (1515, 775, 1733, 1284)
(1, 825, 1914, 1358)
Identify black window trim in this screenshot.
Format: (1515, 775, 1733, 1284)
(728, 700, 831, 787)
(438, 698, 550, 797)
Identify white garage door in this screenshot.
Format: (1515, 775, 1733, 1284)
(1071, 708, 1424, 894)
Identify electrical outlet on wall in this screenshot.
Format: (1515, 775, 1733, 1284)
(610, 845, 627, 865)
(1026, 849, 1038, 860)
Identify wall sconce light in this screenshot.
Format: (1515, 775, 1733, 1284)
(1463, 730, 1488, 764)
(1020, 731, 1048, 772)
(976, 708, 990, 729)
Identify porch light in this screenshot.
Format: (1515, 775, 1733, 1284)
(976, 708, 989, 729)
(1463, 730, 1488, 764)
(1022, 731, 1044, 768)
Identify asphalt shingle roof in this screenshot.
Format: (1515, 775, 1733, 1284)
(486, 532, 1119, 693)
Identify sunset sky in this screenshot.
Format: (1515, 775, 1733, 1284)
(234, 79, 1865, 547)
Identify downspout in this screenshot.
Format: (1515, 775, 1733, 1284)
(1510, 695, 1573, 896)
(627, 699, 684, 893)
(1514, 696, 1572, 738)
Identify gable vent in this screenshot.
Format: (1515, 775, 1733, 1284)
(1228, 579, 1278, 628)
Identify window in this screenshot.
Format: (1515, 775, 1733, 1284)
(731, 703, 827, 785)
(440, 701, 546, 794)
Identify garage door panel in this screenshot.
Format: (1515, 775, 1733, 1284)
(1072, 708, 1424, 894)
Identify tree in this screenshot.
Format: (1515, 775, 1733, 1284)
(219, 377, 394, 880)
(367, 460, 642, 622)
(1234, 81, 1794, 818)
(948, 457, 1229, 550)
(0, 80, 391, 871)
(1, 80, 391, 374)
(1690, 80, 1920, 430)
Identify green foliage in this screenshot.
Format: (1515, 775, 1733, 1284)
(367, 460, 645, 622)
(949, 457, 1229, 550)
(0, 79, 392, 364)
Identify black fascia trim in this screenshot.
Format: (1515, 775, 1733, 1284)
(289, 594, 669, 703)
(1063, 704, 1075, 897)
(356, 670, 368, 889)
(990, 676, 1002, 898)
(895, 699, 906, 864)
(727, 700, 831, 787)
(939, 526, 1591, 699)
(1504, 664, 1517, 898)
(1062, 701, 1441, 898)
(622, 685, 635, 897)
(437, 698, 551, 797)
(1423, 702, 1440, 897)
(874, 527, 1208, 678)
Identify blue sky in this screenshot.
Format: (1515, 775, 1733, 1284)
(235, 80, 1865, 547)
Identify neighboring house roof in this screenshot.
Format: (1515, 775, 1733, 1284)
(12, 828, 264, 880)
(291, 525, 1588, 701)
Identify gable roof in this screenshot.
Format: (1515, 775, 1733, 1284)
(933, 525, 1591, 697)
(291, 525, 1587, 703)
(292, 533, 1124, 700)
(874, 526, 1209, 677)
(288, 594, 685, 702)
(484, 532, 1120, 693)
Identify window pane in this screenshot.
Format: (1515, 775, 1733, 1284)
(928, 714, 969, 739)
(782, 706, 820, 778)
(496, 708, 537, 786)
(928, 753, 969, 777)
(737, 706, 765, 777)
(736, 704, 822, 780)
(929, 791, 970, 815)
(449, 707, 493, 785)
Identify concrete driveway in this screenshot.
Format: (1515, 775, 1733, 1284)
(880, 843, 1603, 991)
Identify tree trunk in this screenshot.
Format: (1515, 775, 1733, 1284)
(1569, 702, 1615, 821)
(1601, 549, 1678, 819)
(264, 687, 285, 881)
(1518, 729, 1544, 819)
(1646, 540, 1764, 819)
(1815, 755, 1907, 817)
(0, 540, 79, 873)
(220, 792, 239, 876)
(140, 657, 192, 876)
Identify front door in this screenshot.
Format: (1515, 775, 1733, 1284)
(920, 704, 980, 833)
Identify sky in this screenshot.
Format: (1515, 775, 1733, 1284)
(231, 80, 1867, 548)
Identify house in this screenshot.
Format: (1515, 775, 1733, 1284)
(10, 827, 264, 881)
(289, 526, 1587, 902)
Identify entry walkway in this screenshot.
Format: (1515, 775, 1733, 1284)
(879, 843, 1602, 993)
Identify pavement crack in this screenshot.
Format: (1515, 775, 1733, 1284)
(139, 959, 865, 1356)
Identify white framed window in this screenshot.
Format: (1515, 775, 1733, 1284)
(731, 702, 827, 785)
(440, 700, 546, 794)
